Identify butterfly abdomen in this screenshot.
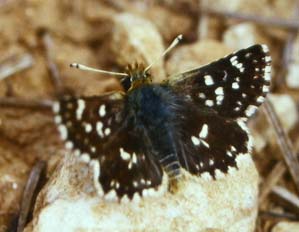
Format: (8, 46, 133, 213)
(127, 85, 182, 179)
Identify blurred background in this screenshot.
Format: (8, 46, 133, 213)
(0, 0, 299, 231)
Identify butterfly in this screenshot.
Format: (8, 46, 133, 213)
(52, 36, 271, 201)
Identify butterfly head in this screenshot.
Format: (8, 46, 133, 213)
(121, 62, 152, 92)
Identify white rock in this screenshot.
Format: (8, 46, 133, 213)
(286, 63, 299, 89)
(111, 13, 165, 82)
(223, 23, 271, 50)
(25, 151, 259, 232)
(251, 94, 298, 152)
(166, 40, 232, 77)
(272, 222, 299, 232)
(268, 94, 298, 132)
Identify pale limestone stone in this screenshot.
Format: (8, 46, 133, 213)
(272, 222, 299, 232)
(251, 94, 298, 152)
(166, 40, 232, 77)
(285, 34, 299, 89)
(25, 151, 259, 232)
(111, 13, 165, 82)
(223, 23, 271, 51)
(286, 64, 299, 89)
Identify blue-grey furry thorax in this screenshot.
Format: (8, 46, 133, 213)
(126, 84, 182, 178)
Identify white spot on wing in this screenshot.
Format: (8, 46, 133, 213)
(132, 153, 137, 164)
(262, 85, 270, 93)
(54, 115, 62, 124)
(261, 44, 269, 53)
(216, 95, 224, 105)
(99, 104, 106, 117)
(120, 148, 131, 160)
(80, 153, 91, 163)
(76, 99, 85, 120)
(58, 125, 67, 140)
(231, 146, 237, 152)
(256, 96, 264, 103)
(204, 75, 214, 86)
(215, 87, 224, 95)
(205, 99, 214, 107)
(52, 102, 60, 113)
(96, 122, 104, 137)
(265, 72, 271, 81)
(91, 146, 96, 153)
(65, 141, 73, 149)
(133, 181, 138, 187)
(265, 56, 271, 62)
(232, 82, 239, 89)
(104, 128, 111, 136)
(201, 140, 210, 148)
(226, 151, 233, 157)
(245, 105, 258, 117)
(199, 93, 206, 99)
(84, 123, 92, 133)
(264, 65, 271, 73)
(74, 149, 80, 157)
(199, 124, 208, 139)
(191, 136, 200, 146)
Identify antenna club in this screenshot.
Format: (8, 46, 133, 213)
(144, 34, 183, 73)
(70, 63, 80, 68)
(177, 34, 183, 41)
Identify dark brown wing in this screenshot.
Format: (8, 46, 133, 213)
(171, 44, 271, 119)
(52, 92, 163, 199)
(177, 106, 251, 179)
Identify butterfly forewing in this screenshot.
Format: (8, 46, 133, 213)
(53, 93, 163, 199)
(172, 44, 271, 119)
(53, 93, 125, 158)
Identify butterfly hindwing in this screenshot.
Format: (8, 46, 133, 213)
(177, 107, 251, 178)
(52, 93, 163, 199)
(171, 44, 271, 119)
(99, 129, 163, 199)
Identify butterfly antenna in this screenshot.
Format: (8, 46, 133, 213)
(144, 34, 183, 73)
(70, 63, 129, 77)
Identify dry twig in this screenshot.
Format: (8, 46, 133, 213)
(263, 99, 299, 193)
(17, 161, 47, 232)
(200, 7, 299, 30)
(0, 54, 34, 81)
(272, 186, 299, 214)
(259, 210, 299, 221)
(259, 161, 286, 204)
(41, 32, 64, 96)
(0, 97, 53, 110)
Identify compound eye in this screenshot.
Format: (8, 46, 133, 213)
(120, 76, 132, 91)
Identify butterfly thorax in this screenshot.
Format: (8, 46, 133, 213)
(126, 84, 181, 179)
